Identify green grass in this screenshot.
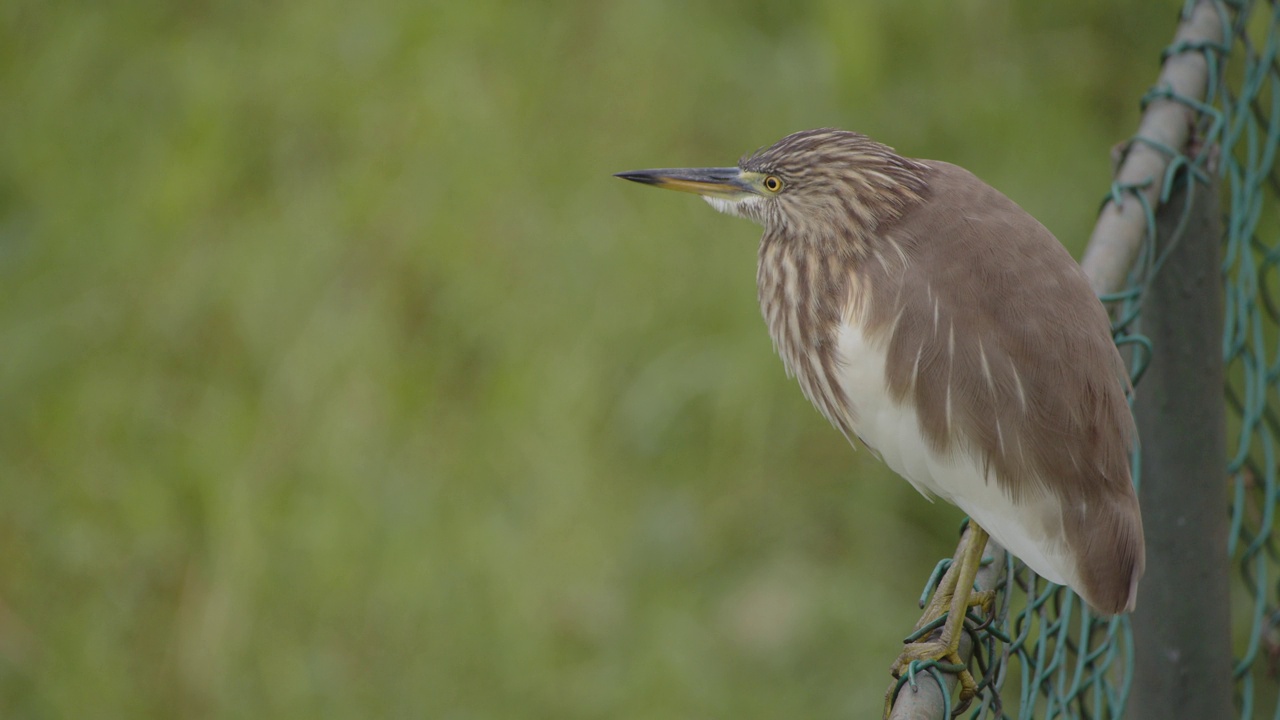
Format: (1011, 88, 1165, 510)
(0, 1, 1175, 717)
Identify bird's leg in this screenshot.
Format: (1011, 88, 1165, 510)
(884, 524, 992, 718)
(910, 533, 995, 636)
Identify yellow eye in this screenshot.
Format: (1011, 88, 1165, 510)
(763, 175, 783, 192)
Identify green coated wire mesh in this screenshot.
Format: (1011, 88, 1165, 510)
(889, 1, 1280, 717)
(1219, 3, 1280, 716)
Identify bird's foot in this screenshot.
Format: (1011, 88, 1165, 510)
(965, 589, 996, 617)
(884, 637, 978, 718)
(883, 526, 992, 718)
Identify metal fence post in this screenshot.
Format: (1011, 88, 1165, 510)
(1129, 169, 1232, 719)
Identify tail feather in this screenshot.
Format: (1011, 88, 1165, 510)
(1071, 492, 1145, 615)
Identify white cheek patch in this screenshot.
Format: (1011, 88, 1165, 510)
(702, 194, 763, 219)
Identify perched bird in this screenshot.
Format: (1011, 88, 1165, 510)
(616, 129, 1145, 705)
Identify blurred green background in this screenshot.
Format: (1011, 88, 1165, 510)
(1, 1, 1175, 717)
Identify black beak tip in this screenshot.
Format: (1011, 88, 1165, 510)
(614, 171, 659, 185)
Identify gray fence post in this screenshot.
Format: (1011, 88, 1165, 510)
(1129, 169, 1232, 720)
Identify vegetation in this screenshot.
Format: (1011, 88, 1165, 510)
(0, 1, 1175, 717)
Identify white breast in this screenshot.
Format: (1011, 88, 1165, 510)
(835, 321, 1078, 590)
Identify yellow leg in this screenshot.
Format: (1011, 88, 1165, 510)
(883, 524, 991, 719)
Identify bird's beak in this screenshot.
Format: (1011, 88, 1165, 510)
(614, 167, 754, 199)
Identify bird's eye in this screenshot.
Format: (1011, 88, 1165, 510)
(763, 175, 783, 192)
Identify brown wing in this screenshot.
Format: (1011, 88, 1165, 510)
(862, 160, 1144, 613)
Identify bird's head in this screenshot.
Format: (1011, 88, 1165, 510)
(616, 129, 930, 239)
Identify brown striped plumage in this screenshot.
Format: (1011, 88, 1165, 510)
(617, 128, 1145, 616)
(745, 131, 929, 441)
